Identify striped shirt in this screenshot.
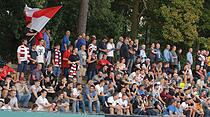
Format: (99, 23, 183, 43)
(53, 48, 61, 67)
(17, 45, 30, 62)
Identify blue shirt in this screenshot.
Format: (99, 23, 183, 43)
(76, 38, 86, 50)
(61, 35, 70, 52)
(84, 88, 97, 102)
(43, 32, 50, 50)
(164, 49, 171, 62)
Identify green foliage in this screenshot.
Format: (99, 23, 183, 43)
(160, 0, 204, 46)
(87, 0, 125, 39)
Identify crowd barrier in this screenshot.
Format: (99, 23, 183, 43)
(0, 111, 163, 117)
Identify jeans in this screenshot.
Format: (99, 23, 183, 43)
(63, 68, 69, 78)
(18, 93, 31, 107)
(53, 66, 61, 78)
(127, 57, 135, 74)
(87, 100, 100, 113)
(72, 100, 85, 113)
(98, 96, 106, 104)
(87, 70, 96, 81)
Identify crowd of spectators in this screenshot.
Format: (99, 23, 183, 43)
(0, 30, 210, 117)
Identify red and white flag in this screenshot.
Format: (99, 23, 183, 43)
(30, 6, 62, 32)
(24, 5, 40, 25)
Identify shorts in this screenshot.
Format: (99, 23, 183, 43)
(79, 65, 87, 77)
(17, 61, 27, 73)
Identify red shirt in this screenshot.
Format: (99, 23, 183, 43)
(97, 59, 111, 70)
(62, 50, 71, 68)
(35, 32, 43, 45)
(0, 71, 7, 81)
(3, 65, 15, 75)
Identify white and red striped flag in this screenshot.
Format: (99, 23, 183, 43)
(24, 5, 40, 25)
(30, 6, 62, 32)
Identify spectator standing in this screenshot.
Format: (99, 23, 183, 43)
(68, 48, 80, 80)
(120, 38, 129, 64)
(149, 43, 157, 63)
(62, 45, 73, 78)
(171, 46, 178, 70)
(106, 38, 115, 64)
(187, 48, 193, 66)
(127, 40, 136, 74)
(163, 45, 171, 62)
(43, 28, 51, 66)
(98, 38, 108, 60)
(36, 39, 46, 71)
(154, 43, 162, 62)
(76, 33, 86, 50)
(116, 36, 124, 60)
(29, 44, 37, 81)
(78, 45, 87, 83)
(51, 43, 62, 78)
(17, 39, 30, 81)
(88, 35, 97, 56)
(87, 51, 97, 82)
(61, 31, 71, 53)
(139, 45, 147, 63)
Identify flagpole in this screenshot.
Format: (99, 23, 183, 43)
(28, 32, 38, 43)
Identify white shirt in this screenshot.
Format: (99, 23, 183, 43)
(30, 85, 42, 94)
(36, 45, 45, 63)
(187, 52, 193, 65)
(9, 97, 18, 108)
(181, 102, 188, 109)
(139, 49, 147, 63)
(72, 88, 81, 97)
(107, 43, 115, 57)
(88, 44, 97, 55)
(35, 96, 49, 111)
(117, 98, 128, 106)
(95, 84, 104, 94)
(107, 96, 117, 106)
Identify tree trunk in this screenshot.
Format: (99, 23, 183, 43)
(131, 0, 140, 39)
(77, 0, 89, 34)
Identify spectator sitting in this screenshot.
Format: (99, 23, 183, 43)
(15, 80, 31, 108)
(8, 90, 20, 110)
(30, 64, 44, 85)
(85, 85, 100, 113)
(107, 92, 121, 115)
(1, 97, 12, 111)
(35, 89, 53, 112)
(72, 83, 85, 113)
(30, 80, 42, 103)
(163, 99, 178, 116)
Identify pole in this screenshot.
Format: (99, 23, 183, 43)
(28, 32, 38, 43)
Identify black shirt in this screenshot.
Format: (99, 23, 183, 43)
(69, 54, 80, 70)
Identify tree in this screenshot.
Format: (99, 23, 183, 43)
(161, 0, 204, 46)
(87, 0, 125, 39)
(77, 0, 89, 34)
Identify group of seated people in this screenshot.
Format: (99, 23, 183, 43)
(0, 58, 209, 117)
